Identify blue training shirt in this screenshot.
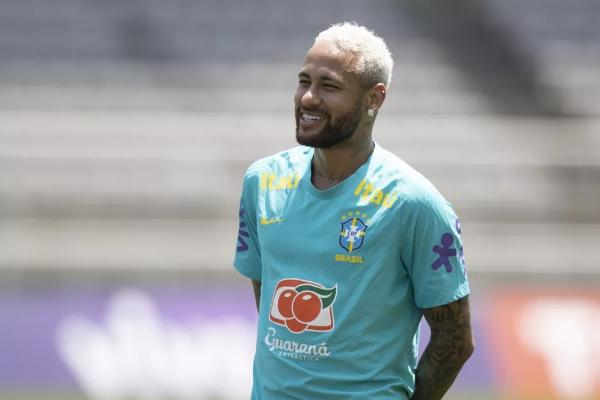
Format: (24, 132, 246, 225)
(234, 144, 469, 399)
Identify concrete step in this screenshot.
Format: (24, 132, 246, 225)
(0, 217, 598, 277)
(0, 56, 597, 116)
(0, 111, 598, 222)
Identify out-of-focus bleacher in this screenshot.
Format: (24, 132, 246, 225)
(1, 110, 599, 278)
(0, 0, 598, 280)
(1, 2, 600, 399)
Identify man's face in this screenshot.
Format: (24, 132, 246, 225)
(294, 41, 368, 148)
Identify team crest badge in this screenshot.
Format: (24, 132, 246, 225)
(339, 211, 369, 253)
(269, 278, 337, 334)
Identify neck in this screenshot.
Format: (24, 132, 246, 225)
(311, 135, 374, 190)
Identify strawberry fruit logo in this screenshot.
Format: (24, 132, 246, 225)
(269, 279, 337, 334)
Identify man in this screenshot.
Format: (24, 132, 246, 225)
(234, 22, 474, 399)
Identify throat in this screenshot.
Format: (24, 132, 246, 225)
(310, 140, 375, 190)
(310, 163, 354, 190)
(311, 172, 343, 190)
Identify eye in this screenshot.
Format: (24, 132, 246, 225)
(298, 79, 310, 87)
(323, 83, 339, 90)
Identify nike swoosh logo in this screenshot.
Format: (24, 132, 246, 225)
(260, 216, 285, 225)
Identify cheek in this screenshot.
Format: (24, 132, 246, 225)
(325, 92, 354, 110)
(294, 88, 305, 105)
(327, 100, 352, 118)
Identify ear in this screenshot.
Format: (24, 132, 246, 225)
(366, 83, 387, 112)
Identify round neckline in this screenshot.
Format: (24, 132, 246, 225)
(300, 143, 379, 200)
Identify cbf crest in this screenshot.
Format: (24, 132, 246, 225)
(339, 211, 370, 253)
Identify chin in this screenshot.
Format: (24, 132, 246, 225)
(295, 131, 317, 147)
(296, 126, 318, 145)
(296, 132, 340, 149)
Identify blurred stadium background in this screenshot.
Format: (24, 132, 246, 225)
(0, 0, 599, 399)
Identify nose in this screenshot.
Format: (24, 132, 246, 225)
(299, 85, 322, 108)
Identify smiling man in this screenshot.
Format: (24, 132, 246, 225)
(234, 22, 474, 399)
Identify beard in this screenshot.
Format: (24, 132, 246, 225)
(295, 100, 364, 149)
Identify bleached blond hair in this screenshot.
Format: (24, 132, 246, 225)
(314, 22, 394, 88)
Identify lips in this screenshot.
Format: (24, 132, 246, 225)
(298, 110, 327, 128)
(301, 113, 323, 122)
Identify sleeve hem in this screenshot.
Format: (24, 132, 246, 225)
(233, 262, 261, 281)
(416, 286, 470, 309)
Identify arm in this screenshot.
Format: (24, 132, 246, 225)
(411, 295, 475, 400)
(251, 279, 261, 312)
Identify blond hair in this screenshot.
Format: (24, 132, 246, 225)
(315, 22, 394, 88)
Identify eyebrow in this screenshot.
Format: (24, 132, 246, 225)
(297, 71, 343, 85)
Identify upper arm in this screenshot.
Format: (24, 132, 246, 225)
(422, 295, 475, 359)
(233, 171, 262, 281)
(400, 193, 469, 309)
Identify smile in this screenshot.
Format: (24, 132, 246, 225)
(300, 113, 324, 125)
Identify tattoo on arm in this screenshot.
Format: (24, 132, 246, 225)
(251, 280, 261, 312)
(411, 295, 474, 400)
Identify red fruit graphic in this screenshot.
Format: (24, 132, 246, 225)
(292, 292, 322, 323)
(277, 289, 297, 319)
(285, 317, 308, 333)
(270, 280, 337, 334)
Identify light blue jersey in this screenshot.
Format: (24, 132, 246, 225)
(234, 144, 469, 399)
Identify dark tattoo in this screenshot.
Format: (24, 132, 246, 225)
(411, 296, 474, 400)
(251, 279, 261, 312)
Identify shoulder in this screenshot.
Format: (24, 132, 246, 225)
(374, 146, 453, 214)
(241, 146, 311, 194)
(379, 149, 443, 204)
(244, 146, 311, 179)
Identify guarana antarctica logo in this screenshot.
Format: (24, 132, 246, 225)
(269, 278, 337, 334)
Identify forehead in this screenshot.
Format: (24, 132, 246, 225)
(299, 40, 361, 82)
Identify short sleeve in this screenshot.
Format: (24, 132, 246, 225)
(401, 193, 470, 309)
(233, 171, 262, 281)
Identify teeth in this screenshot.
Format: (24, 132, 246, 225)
(303, 114, 322, 121)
